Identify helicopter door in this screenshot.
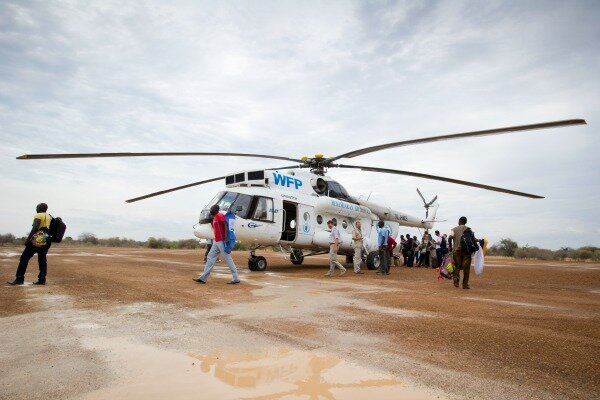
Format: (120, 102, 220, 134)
(280, 201, 297, 242)
(294, 204, 315, 246)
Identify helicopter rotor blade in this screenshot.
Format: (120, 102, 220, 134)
(126, 176, 227, 203)
(265, 164, 305, 171)
(416, 188, 427, 204)
(327, 119, 586, 162)
(17, 152, 305, 163)
(336, 164, 544, 199)
(428, 195, 438, 206)
(125, 164, 303, 203)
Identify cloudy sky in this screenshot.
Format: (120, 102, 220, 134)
(1, 0, 598, 249)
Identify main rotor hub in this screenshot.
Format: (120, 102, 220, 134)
(302, 154, 331, 175)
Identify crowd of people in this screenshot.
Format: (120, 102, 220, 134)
(325, 217, 476, 289)
(332, 217, 477, 289)
(398, 230, 450, 269)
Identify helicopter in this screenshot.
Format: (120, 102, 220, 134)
(17, 119, 586, 271)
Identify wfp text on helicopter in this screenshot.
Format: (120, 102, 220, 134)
(16, 119, 587, 271)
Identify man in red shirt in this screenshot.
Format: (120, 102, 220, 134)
(193, 205, 240, 284)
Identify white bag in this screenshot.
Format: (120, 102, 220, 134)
(474, 244, 485, 275)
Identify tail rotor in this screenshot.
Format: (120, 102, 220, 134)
(417, 188, 438, 219)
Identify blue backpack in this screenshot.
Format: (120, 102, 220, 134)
(223, 211, 236, 254)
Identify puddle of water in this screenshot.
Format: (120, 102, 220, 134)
(78, 337, 445, 400)
(261, 282, 290, 288)
(350, 303, 431, 318)
(188, 348, 417, 399)
(74, 322, 102, 330)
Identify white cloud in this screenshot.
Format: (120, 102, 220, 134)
(1, 0, 598, 249)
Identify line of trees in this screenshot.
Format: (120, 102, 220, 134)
(487, 238, 600, 261)
(0, 233, 595, 260)
(0, 232, 248, 251)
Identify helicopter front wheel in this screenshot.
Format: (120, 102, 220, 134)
(248, 255, 267, 272)
(366, 251, 380, 270)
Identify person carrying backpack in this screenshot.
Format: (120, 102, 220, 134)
(193, 205, 241, 285)
(448, 216, 479, 289)
(8, 203, 53, 285)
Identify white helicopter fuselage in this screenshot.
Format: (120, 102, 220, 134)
(193, 168, 434, 257)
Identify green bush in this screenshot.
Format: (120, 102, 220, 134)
(573, 249, 593, 261)
(173, 239, 200, 249)
(0, 233, 23, 245)
(496, 238, 519, 257)
(78, 232, 99, 245)
(513, 246, 557, 260)
(233, 242, 248, 251)
(147, 237, 171, 249)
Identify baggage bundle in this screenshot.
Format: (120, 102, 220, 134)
(460, 228, 479, 254)
(436, 253, 455, 281)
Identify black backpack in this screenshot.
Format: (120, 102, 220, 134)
(49, 216, 67, 243)
(460, 228, 478, 255)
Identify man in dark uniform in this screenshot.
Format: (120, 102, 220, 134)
(8, 203, 53, 285)
(404, 234, 414, 267)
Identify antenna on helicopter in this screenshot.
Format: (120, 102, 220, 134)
(416, 188, 437, 219)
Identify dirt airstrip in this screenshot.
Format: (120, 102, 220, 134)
(1, 247, 599, 400)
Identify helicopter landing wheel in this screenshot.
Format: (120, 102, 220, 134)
(290, 249, 304, 265)
(249, 255, 267, 272)
(366, 251, 380, 270)
(345, 254, 353, 264)
(248, 257, 257, 271)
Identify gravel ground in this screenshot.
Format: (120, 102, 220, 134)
(0, 246, 598, 400)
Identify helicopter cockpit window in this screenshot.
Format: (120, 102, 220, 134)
(207, 192, 226, 208)
(327, 180, 350, 200)
(199, 191, 242, 224)
(199, 191, 226, 223)
(231, 193, 253, 219)
(252, 197, 274, 222)
(217, 192, 238, 211)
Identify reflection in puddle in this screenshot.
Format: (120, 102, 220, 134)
(189, 349, 409, 400)
(77, 336, 446, 400)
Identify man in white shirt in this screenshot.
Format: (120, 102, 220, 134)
(326, 220, 347, 276)
(435, 230, 443, 268)
(351, 221, 364, 274)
